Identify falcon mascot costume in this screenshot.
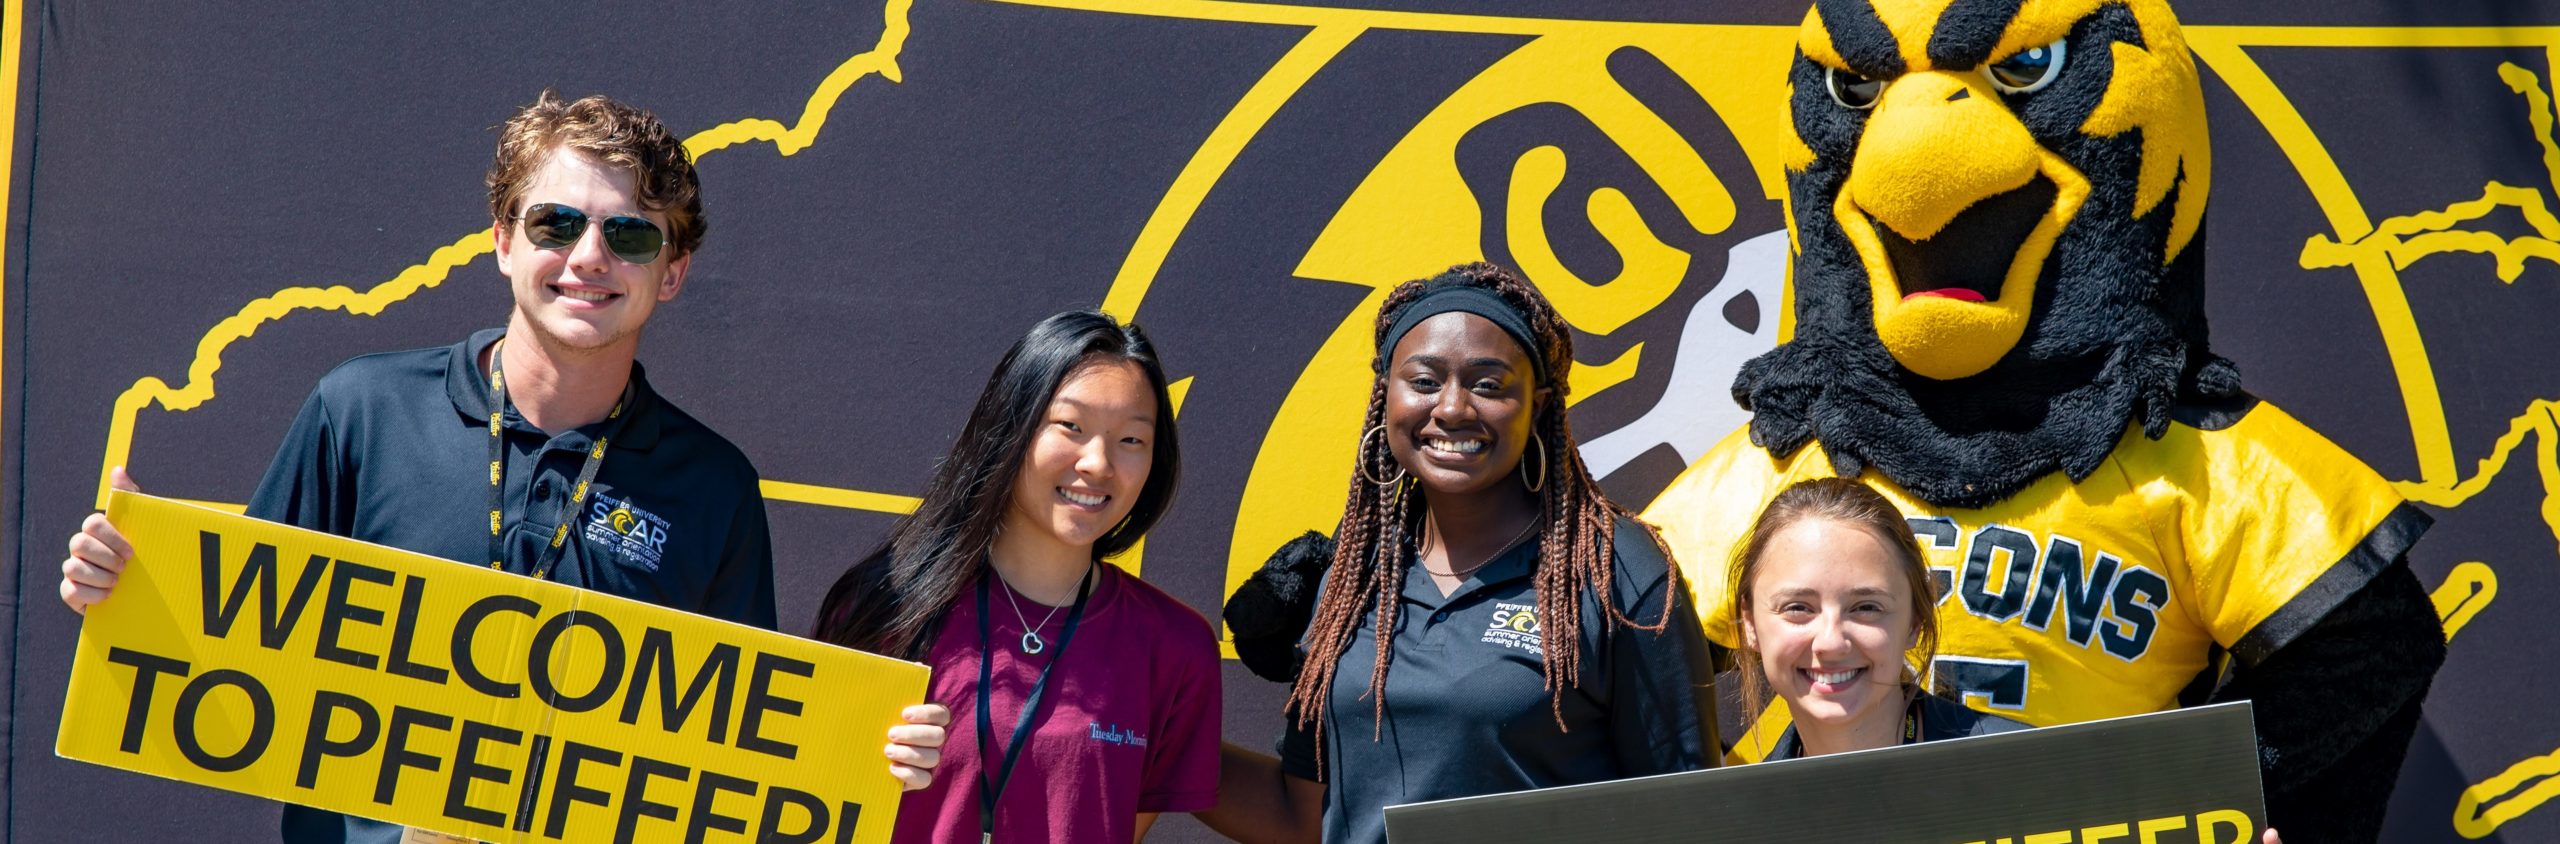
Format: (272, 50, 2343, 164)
(1227, 0, 2447, 840)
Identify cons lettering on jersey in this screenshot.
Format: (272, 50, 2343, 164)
(57, 492, 926, 844)
(1907, 516, 2169, 711)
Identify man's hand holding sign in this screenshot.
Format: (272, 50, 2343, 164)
(61, 489, 935, 843)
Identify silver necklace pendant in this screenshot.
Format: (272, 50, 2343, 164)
(1021, 631, 1046, 655)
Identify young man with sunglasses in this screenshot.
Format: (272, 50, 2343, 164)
(59, 92, 948, 843)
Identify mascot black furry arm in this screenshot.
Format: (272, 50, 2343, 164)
(1636, 0, 2443, 840)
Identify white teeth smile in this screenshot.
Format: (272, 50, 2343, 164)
(557, 287, 614, 302)
(1810, 669, 1861, 685)
(1060, 489, 1106, 507)
(1425, 438, 1485, 454)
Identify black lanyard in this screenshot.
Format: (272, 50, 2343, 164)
(1901, 693, 1924, 744)
(974, 563, 1095, 844)
(484, 338, 632, 580)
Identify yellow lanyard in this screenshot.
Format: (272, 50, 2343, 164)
(484, 338, 629, 580)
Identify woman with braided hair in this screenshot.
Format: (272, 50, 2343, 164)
(1199, 262, 1720, 844)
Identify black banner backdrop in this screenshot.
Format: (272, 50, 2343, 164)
(3, 1, 2555, 841)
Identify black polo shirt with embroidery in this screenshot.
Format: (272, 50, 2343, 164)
(246, 327, 776, 623)
(249, 328, 777, 844)
(1280, 517, 1721, 844)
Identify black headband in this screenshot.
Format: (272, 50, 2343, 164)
(1377, 286, 1549, 383)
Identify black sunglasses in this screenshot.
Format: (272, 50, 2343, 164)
(511, 202, 667, 264)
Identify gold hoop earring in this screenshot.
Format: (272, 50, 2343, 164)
(1359, 425, 1409, 487)
(1520, 434, 1547, 492)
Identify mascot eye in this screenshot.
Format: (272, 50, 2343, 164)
(1985, 39, 2067, 94)
(1826, 66, 1886, 110)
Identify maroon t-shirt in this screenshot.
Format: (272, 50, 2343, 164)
(892, 563, 1222, 844)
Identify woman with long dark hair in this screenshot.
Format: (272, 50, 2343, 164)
(1202, 263, 1720, 844)
(813, 311, 1220, 843)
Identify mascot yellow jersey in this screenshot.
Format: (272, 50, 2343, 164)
(1228, 0, 2449, 837)
(1646, 398, 2422, 728)
(1623, 0, 2448, 836)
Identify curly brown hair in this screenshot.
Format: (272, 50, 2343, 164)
(1287, 261, 1679, 746)
(485, 90, 706, 258)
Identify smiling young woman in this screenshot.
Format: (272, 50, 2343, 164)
(810, 311, 1220, 844)
(1201, 263, 1719, 844)
(1730, 479, 2286, 843)
(1731, 477, 2030, 760)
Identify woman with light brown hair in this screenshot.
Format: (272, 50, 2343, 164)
(1727, 477, 2028, 759)
(1728, 478, 2284, 842)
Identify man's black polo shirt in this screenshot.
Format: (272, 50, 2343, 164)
(251, 328, 776, 843)
(1281, 517, 1720, 844)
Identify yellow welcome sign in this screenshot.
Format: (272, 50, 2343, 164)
(57, 491, 925, 844)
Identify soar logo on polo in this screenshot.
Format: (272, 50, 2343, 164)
(1482, 603, 1541, 654)
(583, 492, 672, 571)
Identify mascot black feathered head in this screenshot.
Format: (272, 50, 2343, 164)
(1737, 0, 2240, 509)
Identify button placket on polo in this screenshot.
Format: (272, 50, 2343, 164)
(1401, 597, 1451, 652)
(1426, 586, 1476, 632)
(495, 419, 593, 569)
(1399, 569, 1460, 650)
(535, 434, 593, 533)
(1455, 544, 1543, 653)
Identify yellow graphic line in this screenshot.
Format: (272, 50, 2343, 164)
(2429, 561, 2497, 641)
(2187, 37, 2457, 486)
(2304, 181, 2560, 282)
(1101, 24, 1362, 321)
(761, 479, 923, 515)
(1568, 342, 1641, 406)
(2519, 59, 2560, 193)
(2458, 743, 2560, 839)
(984, 8, 2541, 48)
(167, 484, 927, 520)
(0, 2, 22, 477)
(2290, 59, 2560, 545)
(95, 0, 920, 512)
(986, 0, 1789, 37)
(2396, 401, 2560, 539)
(1085, 23, 1357, 581)
(2303, 66, 2560, 282)
(2187, 26, 2560, 49)
(688, 0, 914, 158)
(1095, 376, 1194, 580)
(95, 235, 494, 508)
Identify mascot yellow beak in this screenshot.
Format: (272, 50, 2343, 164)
(1736, 0, 2220, 501)
(1837, 69, 2088, 380)
(1787, 0, 2208, 382)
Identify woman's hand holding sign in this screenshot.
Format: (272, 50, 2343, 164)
(60, 466, 140, 614)
(887, 703, 951, 791)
